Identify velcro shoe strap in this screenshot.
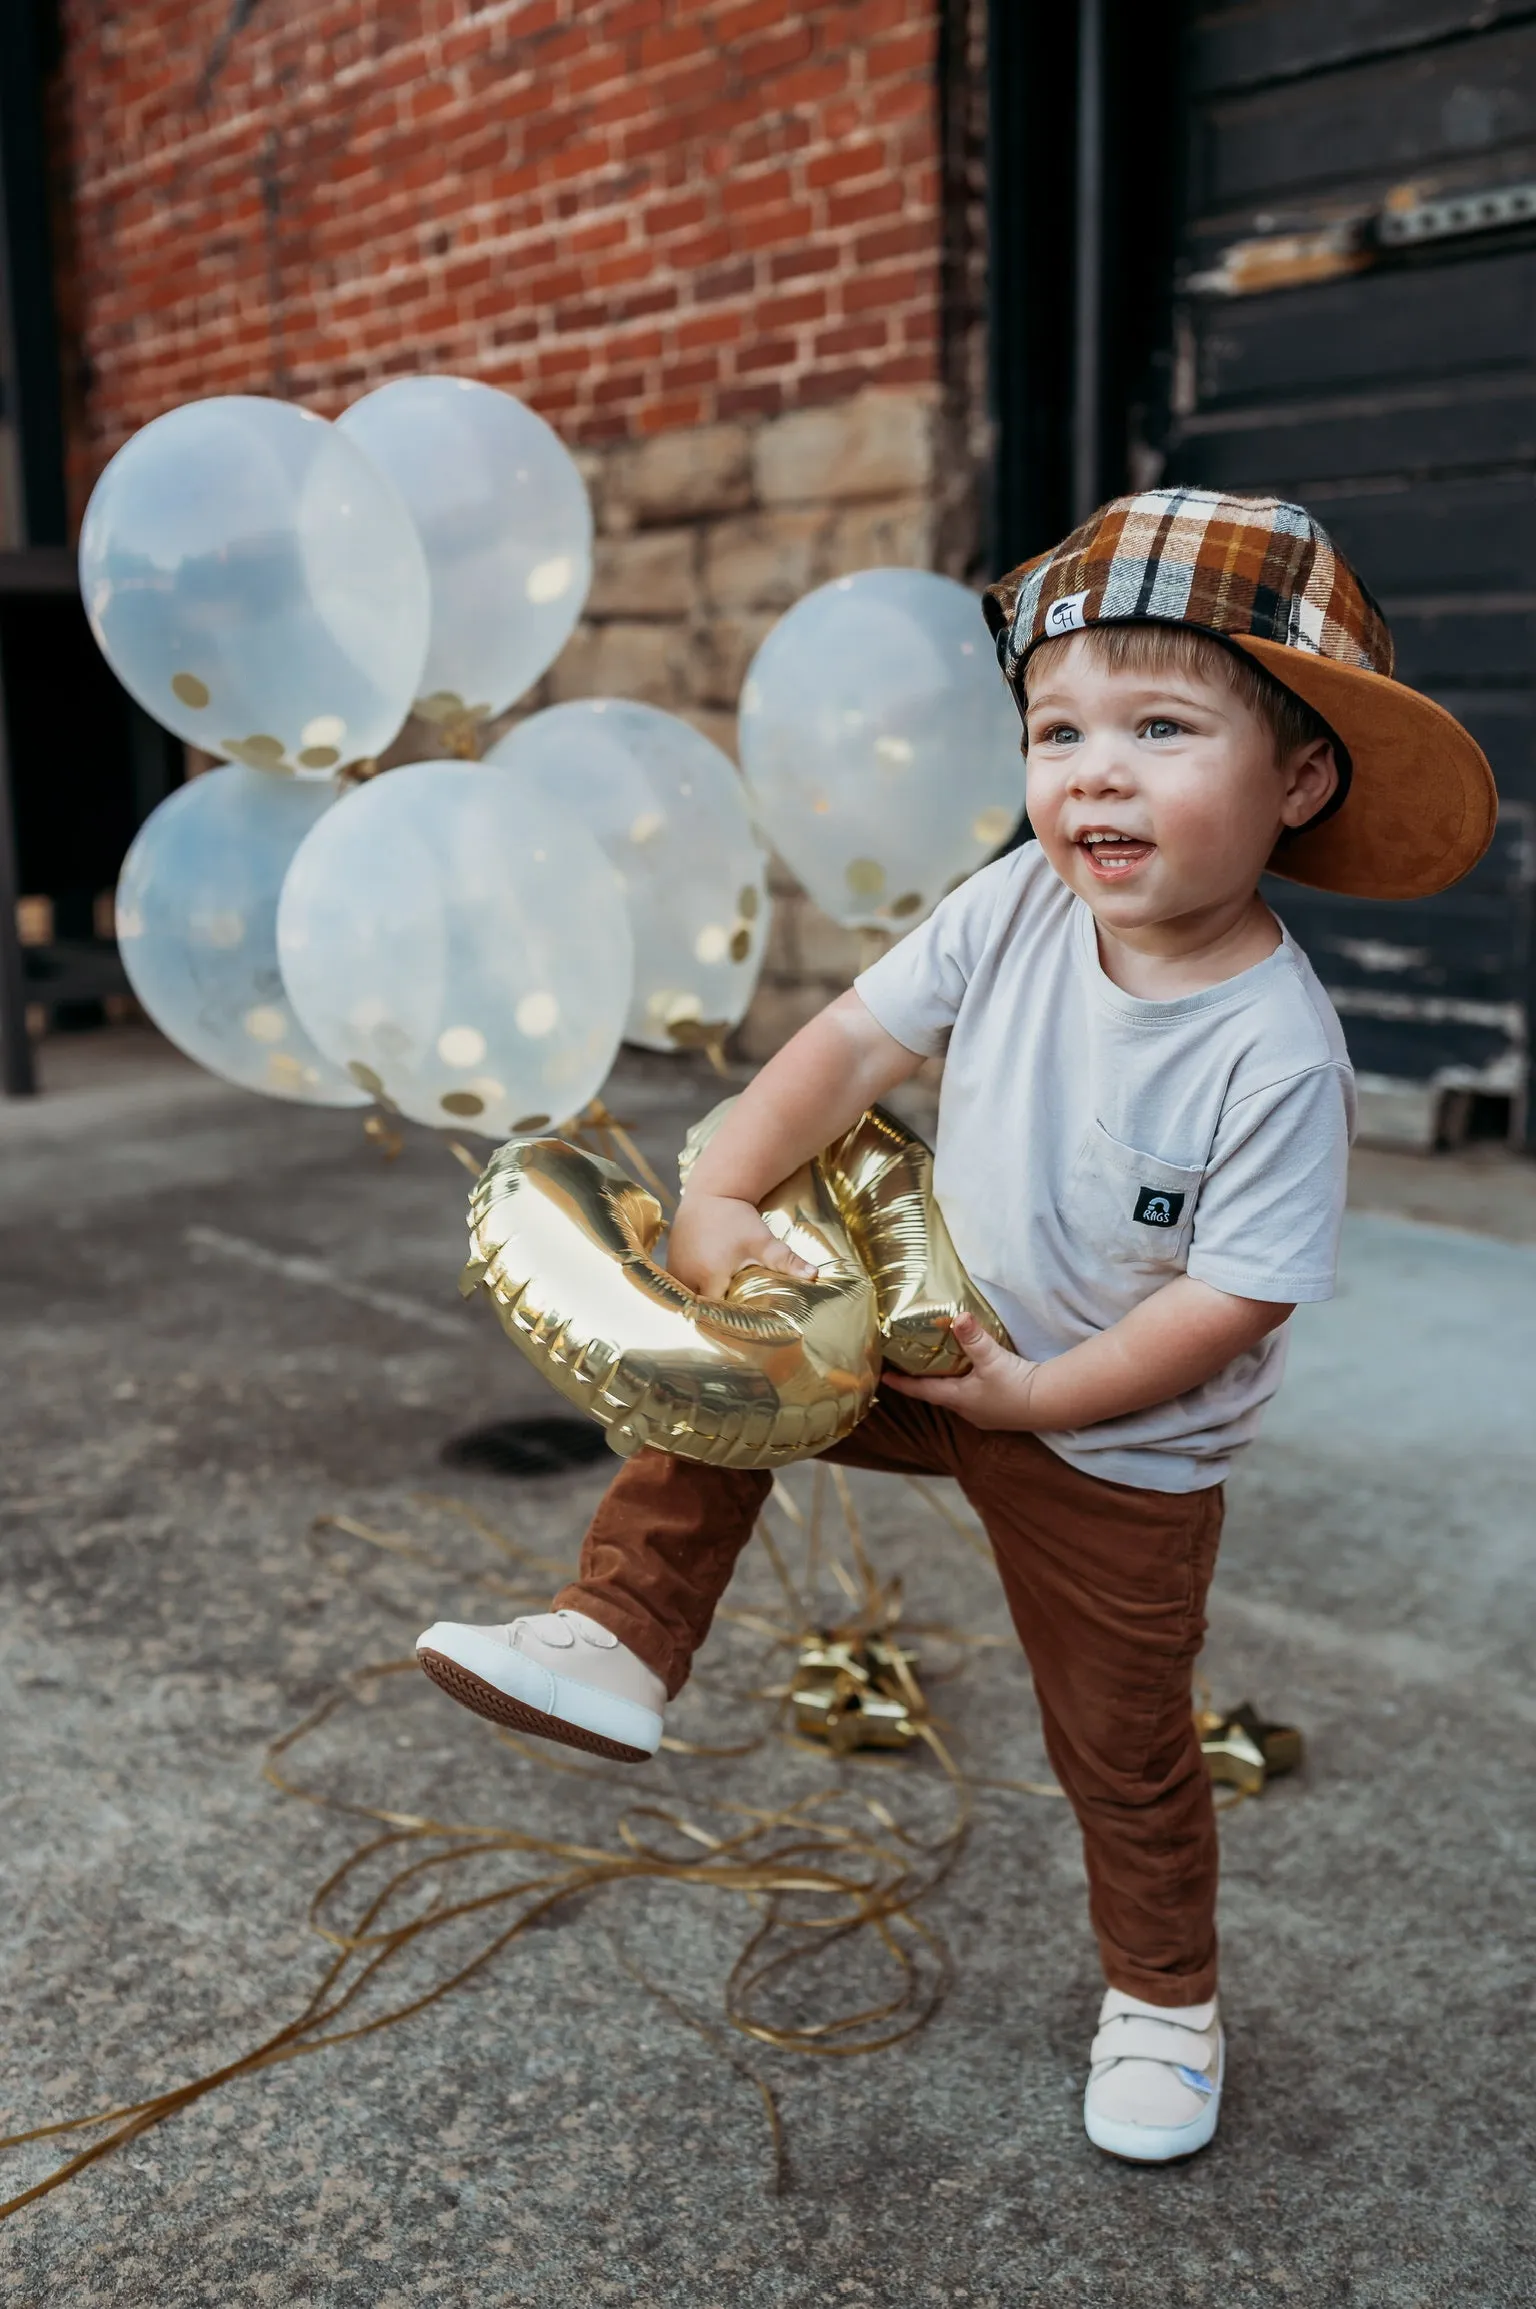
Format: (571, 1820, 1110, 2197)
(1089, 2015, 1216, 2071)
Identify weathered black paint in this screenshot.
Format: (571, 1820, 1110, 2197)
(0, 1, 183, 1076)
(0, 0, 67, 547)
(1190, 2, 1536, 95)
(987, 0, 1183, 569)
(1195, 26, 1536, 212)
(1166, 1, 1536, 1141)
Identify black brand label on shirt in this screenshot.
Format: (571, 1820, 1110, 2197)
(1134, 1186, 1184, 1228)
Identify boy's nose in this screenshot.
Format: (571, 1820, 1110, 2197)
(1067, 737, 1134, 795)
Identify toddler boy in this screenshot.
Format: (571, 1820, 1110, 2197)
(418, 490, 1494, 2162)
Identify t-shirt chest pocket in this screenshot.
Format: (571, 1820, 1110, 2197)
(1068, 1118, 1206, 1272)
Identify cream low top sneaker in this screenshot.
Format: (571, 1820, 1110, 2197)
(1082, 1987, 1224, 2163)
(416, 1608, 665, 1762)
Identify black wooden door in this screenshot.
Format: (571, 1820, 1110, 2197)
(1165, 2, 1536, 1148)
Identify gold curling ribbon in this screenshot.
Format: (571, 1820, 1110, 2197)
(461, 1101, 1010, 1470)
(574, 1095, 680, 1214)
(362, 1111, 404, 1161)
(0, 1483, 980, 2213)
(0, 1479, 1304, 2220)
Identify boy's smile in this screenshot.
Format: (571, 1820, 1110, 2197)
(1074, 826, 1156, 880)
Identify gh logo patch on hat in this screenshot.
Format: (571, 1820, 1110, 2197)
(1134, 1186, 1184, 1228)
(1042, 588, 1089, 638)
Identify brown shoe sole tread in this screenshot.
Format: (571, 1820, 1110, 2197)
(416, 1647, 652, 1763)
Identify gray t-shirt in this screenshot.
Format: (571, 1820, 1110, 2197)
(854, 842, 1355, 1492)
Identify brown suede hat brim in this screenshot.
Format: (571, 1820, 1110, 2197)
(1231, 636, 1498, 901)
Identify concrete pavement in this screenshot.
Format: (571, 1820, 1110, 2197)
(1, 1030, 1532, 2308)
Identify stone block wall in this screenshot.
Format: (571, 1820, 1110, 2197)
(507, 383, 960, 1058)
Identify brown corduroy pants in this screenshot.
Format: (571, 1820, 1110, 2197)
(555, 1391, 1224, 2006)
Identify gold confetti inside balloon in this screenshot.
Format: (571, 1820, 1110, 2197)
(114, 763, 372, 1108)
(486, 701, 770, 1055)
(736, 568, 1026, 934)
(462, 1103, 1010, 1469)
(78, 395, 429, 773)
(338, 376, 593, 727)
(277, 760, 632, 1142)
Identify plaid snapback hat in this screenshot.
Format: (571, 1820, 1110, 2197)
(984, 487, 1392, 682)
(980, 487, 1495, 902)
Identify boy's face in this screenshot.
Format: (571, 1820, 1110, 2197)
(1021, 636, 1338, 944)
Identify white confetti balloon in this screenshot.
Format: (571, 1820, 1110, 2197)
(114, 765, 371, 1106)
(338, 376, 593, 729)
(276, 761, 631, 1140)
(79, 396, 429, 774)
(487, 701, 769, 1055)
(737, 568, 1026, 930)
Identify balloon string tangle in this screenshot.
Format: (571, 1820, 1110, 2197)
(572, 1098, 679, 1214)
(359, 1095, 677, 1211)
(0, 1476, 1265, 2221)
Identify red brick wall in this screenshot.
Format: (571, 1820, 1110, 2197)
(53, 0, 946, 513)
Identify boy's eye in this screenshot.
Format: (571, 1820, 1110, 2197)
(1142, 716, 1185, 740)
(1032, 721, 1081, 746)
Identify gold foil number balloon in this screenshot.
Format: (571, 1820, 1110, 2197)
(682, 1097, 1010, 1378)
(462, 1103, 1010, 1470)
(463, 1136, 880, 1468)
(823, 1105, 1011, 1373)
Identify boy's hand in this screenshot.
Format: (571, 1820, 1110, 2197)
(666, 1191, 816, 1299)
(887, 1280, 1292, 1435)
(882, 1314, 1041, 1430)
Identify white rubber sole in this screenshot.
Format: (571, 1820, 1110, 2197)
(415, 1622, 664, 1760)
(1082, 2026, 1225, 2164)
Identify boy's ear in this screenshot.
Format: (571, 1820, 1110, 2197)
(1278, 736, 1339, 830)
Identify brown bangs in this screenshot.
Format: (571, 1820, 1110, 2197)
(1023, 621, 1337, 762)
